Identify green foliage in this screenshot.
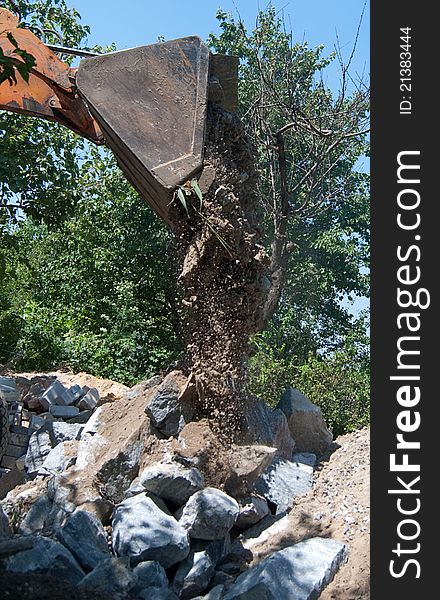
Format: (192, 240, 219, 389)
(1, 149, 180, 385)
(0, 0, 99, 225)
(249, 317, 370, 435)
(209, 6, 370, 354)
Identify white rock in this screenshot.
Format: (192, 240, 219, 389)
(0, 504, 12, 538)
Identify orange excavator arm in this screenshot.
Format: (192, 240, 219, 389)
(0, 8, 239, 228)
(0, 8, 103, 143)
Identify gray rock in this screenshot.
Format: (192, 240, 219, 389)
(49, 405, 80, 418)
(139, 463, 204, 506)
(0, 504, 12, 538)
(254, 457, 314, 514)
(38, 441, 77, 476)
(67, 409, 93, 424)
(48, 422, 84, 444)
(178, 488, 239, 540)
(6, 535, 85, 584)
(236, 496, 270, 529)
(223, 537, 348, 600)
(225, 445, 277, 497)
(19, 494, 53, 534)
(59, 509, 110, 571)
(192, 584, 225, 600)
(293, 452, 317, 467)
(277, 387, 333, 455)
(173, 550, 215, 599)
(0, 536, 36, 557)
(144, 371, 194, 437)
(45, 477, 77, 528)
(25, 422, 83, 478)
(132, 560, 169, 599)
(25, 428, 52, 475)
(210, 571, 236, 589)
(112, 493, 190, 568)
(197, 535, 231, 567)
(79, 388, 99, 411)
(78, 556, 137, 599)
(126, 376, 162, 401)
(241, 397, 295, 459)
(96, 437, 144, 504)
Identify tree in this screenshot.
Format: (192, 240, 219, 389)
(1, 148, 177, 384)
(0, 0, 107, 225)
(208, 7, 370, 356)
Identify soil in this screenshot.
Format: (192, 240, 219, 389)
(174, 104, 270, 435)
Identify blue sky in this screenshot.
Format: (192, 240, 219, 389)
(66, 0, 369, 90)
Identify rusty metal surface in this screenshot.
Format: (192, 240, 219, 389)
(76, 37, 210, 226)
(0, 8, 102, 142)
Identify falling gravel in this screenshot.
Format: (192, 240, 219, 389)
(173, 104, 271, 436)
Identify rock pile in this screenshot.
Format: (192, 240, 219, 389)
(0, 371, 345, 599)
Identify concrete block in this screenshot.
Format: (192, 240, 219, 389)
(0, 466, 26, 499)
(58, 388, 77, 406)
(69, 384, 85, 401)
(49, 405, 80, 419)
(0, 378, 20, 404)
(29, 414, 47, 433)
(78, 388, 99, 411)
(41, 380, 67, 408)
(10, 425, 30, 436)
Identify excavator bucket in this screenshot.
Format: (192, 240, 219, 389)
(0, 7, 239, 228)
(76, 38, 211, 226)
